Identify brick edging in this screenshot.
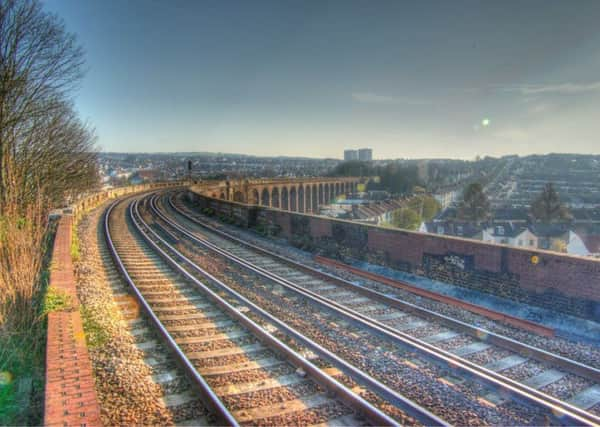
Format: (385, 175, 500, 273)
(44, 215, 102, 427)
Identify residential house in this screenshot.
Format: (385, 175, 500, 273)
(482, 222, 538, 249)
(419, 220, 483, 240)
(421, 219, 590, 255)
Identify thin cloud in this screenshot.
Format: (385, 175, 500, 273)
(528, 102, 553, 114)
(499, 81, 600, 95)
(351, 92, 433, 105)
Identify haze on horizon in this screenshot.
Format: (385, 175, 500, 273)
(45, 0, 600, 160)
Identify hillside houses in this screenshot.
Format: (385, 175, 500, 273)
(321, 198, 405, 224)
(482, 223, 539, 249)
(420, 220, 599, 257)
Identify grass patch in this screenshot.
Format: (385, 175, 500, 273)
(0, 331, 43, 425)
(0, 273, 51, 425)
(70, 221, 80, 261)
(0, 377, 17, 424)
(42, 286, 73, 315)
(201, 207, 215, 216)
(79, 306, 111, 349)
(72, 217, 110, 349)
(0, 222, 57, 426)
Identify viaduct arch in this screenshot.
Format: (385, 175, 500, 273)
(194, 177, 361, 214)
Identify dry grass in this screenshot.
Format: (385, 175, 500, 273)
(0, 203, 47, 330)
(0, 194, 53, 425)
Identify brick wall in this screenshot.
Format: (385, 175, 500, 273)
(44, 216, 101, 427)
(72, 181, 183, 220)
(187, 191, 600, 320)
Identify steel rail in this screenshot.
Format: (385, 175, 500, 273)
(161, 193, 600, 426)
(166, 192, 600, 384)
(158, 192, 600, 426)
(104, 197, 239, 427)
(130, 198, 423, 427)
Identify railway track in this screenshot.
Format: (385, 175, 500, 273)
(105, 195, 439, 426)
(138, 195, 510, 426)
(84, 206, 210, 425)
(145, 190, 600, 426)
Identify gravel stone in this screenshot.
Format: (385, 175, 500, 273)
(75, 204, 176, 425)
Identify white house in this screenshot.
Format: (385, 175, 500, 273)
(481, 223, 538, 248)
(566, 230, 590, 256)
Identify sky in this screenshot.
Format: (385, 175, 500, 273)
(43, 0, 600, 159)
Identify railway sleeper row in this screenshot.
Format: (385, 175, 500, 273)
(155, 191, 600, 425)
(144, 196, 544, 422)
(106, 196, 411, 426)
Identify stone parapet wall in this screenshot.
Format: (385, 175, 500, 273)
(71, 181, 184, 220)
(187, 190, 600, 320)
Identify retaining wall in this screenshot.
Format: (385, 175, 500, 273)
(187, 191, 600, 320)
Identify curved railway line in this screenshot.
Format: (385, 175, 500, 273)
(148, 189, 600, 426)
(104, 194, 442, 426)
(164, 194, 600, 379)
(98, 188, 600, 426)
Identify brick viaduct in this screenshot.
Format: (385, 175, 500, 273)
(193, 177, 361, 213)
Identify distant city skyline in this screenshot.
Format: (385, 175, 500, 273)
(44, 1, 600, 159)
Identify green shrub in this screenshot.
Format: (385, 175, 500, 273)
(42, 286, 72, 315)
(201, 207, 216, 216)
(79, 306, 111, 349)
(254, 224, 267, 236)
(70, 223, 80, 261)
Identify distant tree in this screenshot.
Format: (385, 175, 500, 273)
(375, 163, 421, 195)
(389, 208, 421, 230)
(261, 168, 277, 178)
(421, 196, 442, 221)
(457, 183, 490, 223)
(407, 195, 441, 221)
(329, 161, 373, 177)
(330, 161, 424, 195)
(550, 239, 567, 253)
(530, 183, 571, 222)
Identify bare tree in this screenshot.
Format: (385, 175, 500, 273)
(0, 0, 98, 329)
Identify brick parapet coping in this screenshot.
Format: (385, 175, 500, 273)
(44, 215, 102, 427)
